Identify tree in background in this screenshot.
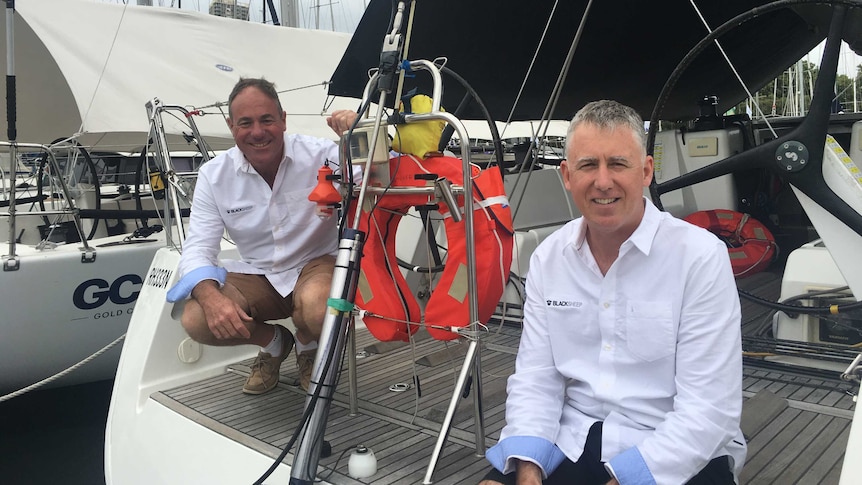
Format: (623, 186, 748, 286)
(732, 60, 861, 117)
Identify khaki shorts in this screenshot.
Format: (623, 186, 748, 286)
(226, 255, 335, 321)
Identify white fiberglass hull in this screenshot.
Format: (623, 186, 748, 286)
(104, 245, 300, 484)
(0, 233, 164, 393)
(107, 396, 298, 484)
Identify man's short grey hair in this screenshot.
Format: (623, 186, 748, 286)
(228, 77, 284, 118)
(565, 100, 646, 155)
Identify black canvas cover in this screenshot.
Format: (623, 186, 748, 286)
(328, 0, 862, 122)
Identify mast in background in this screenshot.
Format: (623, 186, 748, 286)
(796, 59, 806, 116)
(854, 75, 858, 112)
(279, 0, 298, 27)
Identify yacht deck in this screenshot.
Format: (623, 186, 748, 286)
(152, 271, 859, 484)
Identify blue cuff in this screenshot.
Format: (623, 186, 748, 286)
(609, 447, 656, 485)
(166, 266, 227, 302)
(486, 436, 566, 475)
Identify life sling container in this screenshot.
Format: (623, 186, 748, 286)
(349, 153, 514, 342)
(683, 209, 777, 277)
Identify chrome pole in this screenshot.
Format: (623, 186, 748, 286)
(419, 110, 485, 484)
(289, 227, 365, 483)
(290, 3, 402, 475)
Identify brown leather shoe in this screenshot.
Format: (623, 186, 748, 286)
(296, 349, 316, 391)
(242, 329, 295, 395)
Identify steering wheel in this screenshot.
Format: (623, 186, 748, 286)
(648, 0, 862, 238)
(36, 138, 102, 241)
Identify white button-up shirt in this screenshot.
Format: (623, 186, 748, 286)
(179, 133, 355, 296)
(490, 198, 746, 484)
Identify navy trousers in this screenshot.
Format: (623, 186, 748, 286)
(480, 421, 734, 485)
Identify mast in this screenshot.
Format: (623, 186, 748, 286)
(854, 75, 858, 113)
(772, 73, 778, 116)
(797, 58, 805, 116)
(4, 0, 18, 268)
(279, 0, 298, 27)
(5, 0, 16, 143)
(311, 0, 336, 30)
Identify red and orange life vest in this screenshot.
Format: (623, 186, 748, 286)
(349, 153, 514, 341)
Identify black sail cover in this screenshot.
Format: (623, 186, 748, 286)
(328, 0, 862, 122)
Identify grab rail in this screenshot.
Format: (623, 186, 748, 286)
(1, 141, 93, 270)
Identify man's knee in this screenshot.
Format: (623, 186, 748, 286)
(293, 275, 331, 321)
(180, 299, 213, 343)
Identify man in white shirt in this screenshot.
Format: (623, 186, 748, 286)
(480, 100, 746, 484)
(168, 77, 358, 395)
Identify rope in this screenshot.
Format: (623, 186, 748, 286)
(0, 333, 126, 402)
(360, 310, 489, 340)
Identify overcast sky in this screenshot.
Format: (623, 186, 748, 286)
(805, 40, 862, 77)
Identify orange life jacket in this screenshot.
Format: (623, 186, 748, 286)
(349, 153, 514, 341)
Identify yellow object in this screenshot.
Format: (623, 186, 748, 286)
(391, 94, 446, 158)
(149, 172, 165, 192)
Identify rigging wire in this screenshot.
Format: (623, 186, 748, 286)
(78, 2, 130, 137)
(502, 0, 562, 127)
(648, 0, 862, 155)
(687, 0, 779, 138)
(507, 0, 594, 224)
(643, 0, 862, 318)
(647, 0, 860, 209)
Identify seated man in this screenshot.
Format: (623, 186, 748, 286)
(480, 100, 746, 484)
(168, 77, 358, 394)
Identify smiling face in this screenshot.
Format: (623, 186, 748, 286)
(226, 86, 287, 170)
(560, 122, 654, 246)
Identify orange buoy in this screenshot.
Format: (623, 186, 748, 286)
(308, 162, 342, 218)
(683, 209, 777, 277)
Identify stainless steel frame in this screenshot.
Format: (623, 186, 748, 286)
(289, 56, 489, 484)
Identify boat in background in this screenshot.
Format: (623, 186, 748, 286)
(0, 0, 355, 395)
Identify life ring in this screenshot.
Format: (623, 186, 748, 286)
(683, 209, 777, 277)
(348, 153, 514, 342)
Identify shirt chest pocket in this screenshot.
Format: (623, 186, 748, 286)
(624, 300, 675, 362)
(278, 188, 317, 227)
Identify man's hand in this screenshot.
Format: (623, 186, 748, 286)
(477, 459, 543, 485)
(605, 479, 620, 485)
(326, 110, 358, 136)
(202, 292, 253, 340)
(193, 281, 253, 340)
